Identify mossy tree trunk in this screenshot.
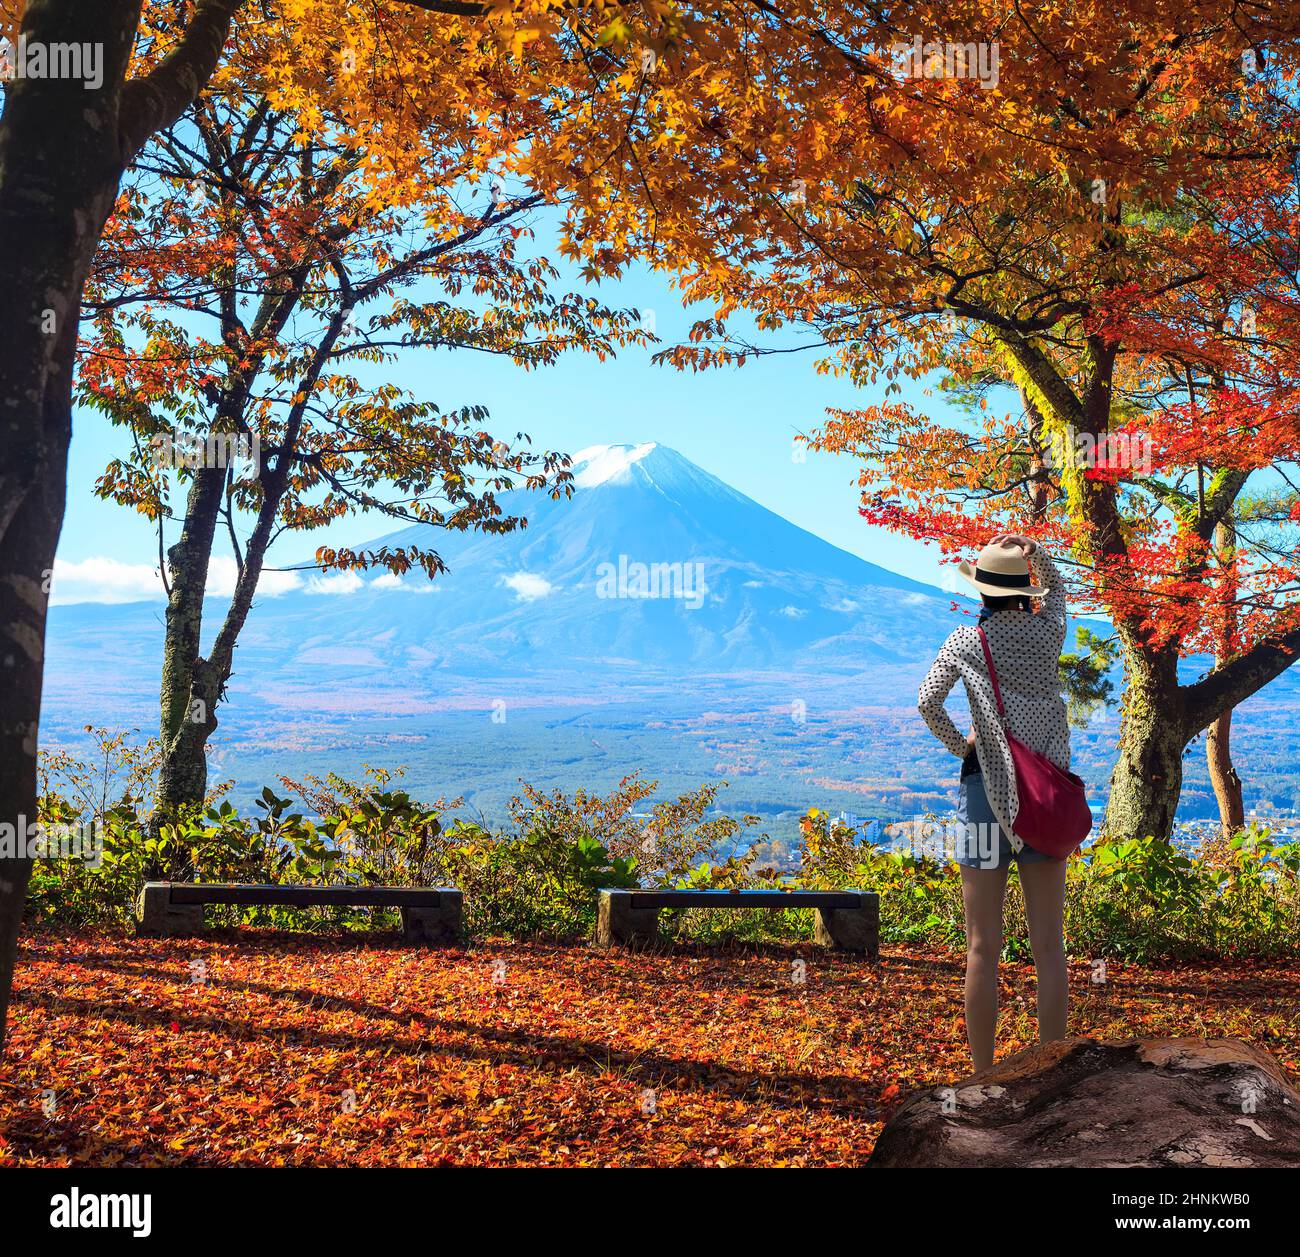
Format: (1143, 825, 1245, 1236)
(995, 329, 1300, 844)
(150, 463, 227, 874)
(1103, 649, 1186, 842)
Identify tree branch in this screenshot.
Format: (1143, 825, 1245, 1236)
(1183, 623, 1300, 736)
(118, 0, 244, 160)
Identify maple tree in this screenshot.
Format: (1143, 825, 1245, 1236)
(80, 77, 643, 839)
(521, 0, 1300, 843)
(802, 28, 1300, 845)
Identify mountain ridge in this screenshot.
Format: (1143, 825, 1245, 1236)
(50, 441, 984, 679)
(342, 441, 974, 672)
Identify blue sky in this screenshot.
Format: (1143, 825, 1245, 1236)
(58, 254, 963, 603)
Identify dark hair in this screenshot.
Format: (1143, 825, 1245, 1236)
(981, 592, 1034, 614)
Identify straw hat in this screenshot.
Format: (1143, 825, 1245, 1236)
(958, 540, 1047, 598)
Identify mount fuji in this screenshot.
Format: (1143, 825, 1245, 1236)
(301, 440, 968, 675)
(48, 442, 979, 715)
(47, 442, 973, 694)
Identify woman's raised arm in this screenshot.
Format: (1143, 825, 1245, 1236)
(990, 534, 1066, 649)
(1028, 544, 1067, 650)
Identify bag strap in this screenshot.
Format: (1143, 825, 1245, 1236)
(977, 625, 1007, 719)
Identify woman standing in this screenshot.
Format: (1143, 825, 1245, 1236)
(917, 534, 1071, 1072)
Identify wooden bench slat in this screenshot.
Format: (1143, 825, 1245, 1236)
(161, 883, 451, 908)
(625, 890, 865, 910)
(595, 887, 879, 955)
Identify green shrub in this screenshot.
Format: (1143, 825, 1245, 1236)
(1070, 827, 1300, 961)
(31, 742, 744, 941)
(796, 808, 1300, 961)
(29, 729, 1300, 959)
(439, 820, 635, 939)
(796, 807, 967, 948)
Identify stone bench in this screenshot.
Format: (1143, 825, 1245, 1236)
(137, 882, 463, 944)
(595, 888, 878, 956)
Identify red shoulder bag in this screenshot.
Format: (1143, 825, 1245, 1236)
(977, 626, 1092, 859)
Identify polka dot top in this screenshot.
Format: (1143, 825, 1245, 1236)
(917, 546, 1071, 850)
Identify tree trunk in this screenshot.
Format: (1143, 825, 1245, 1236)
(0, 429, 69, 1057)
(153, 449, 298, 836)
(151, 466, 227, 865)
(0, 0, 145, 1049)
(150, 275, 313, 841)
(1206, 518, 1244, 845)
(1206, 708, 1245, 842)
(1103, 650, 1187, 843)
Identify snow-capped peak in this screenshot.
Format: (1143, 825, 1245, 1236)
(571, 443, 658, 488)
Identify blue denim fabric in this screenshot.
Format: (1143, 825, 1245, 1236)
(953, 772, 1055, 870)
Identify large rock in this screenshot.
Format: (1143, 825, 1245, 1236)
(868, 1037, 1300, 1168)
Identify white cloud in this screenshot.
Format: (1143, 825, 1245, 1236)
(305, 570, 365, 595)
(205, 556, 302, 598)
(49, 557, 162, 605)
(262, 569, 306, 596)
(778, 605, 807, 619)
(502, 571, 555, 601)
(831, 597, 859, 613)
(49, 554, 306, 605)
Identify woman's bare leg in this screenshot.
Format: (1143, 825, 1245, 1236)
(1018, 857, 1069, 1044)
(959, 862, 1010, 1072)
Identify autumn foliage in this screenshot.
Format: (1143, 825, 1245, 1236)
(3, 932, 1297, 1166)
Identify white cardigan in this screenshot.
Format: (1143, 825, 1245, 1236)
(917, 548, 1071, 850)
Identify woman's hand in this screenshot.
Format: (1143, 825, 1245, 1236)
(989, 532, 1038, 557)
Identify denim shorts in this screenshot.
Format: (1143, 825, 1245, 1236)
(953, 772, 1054, 870)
